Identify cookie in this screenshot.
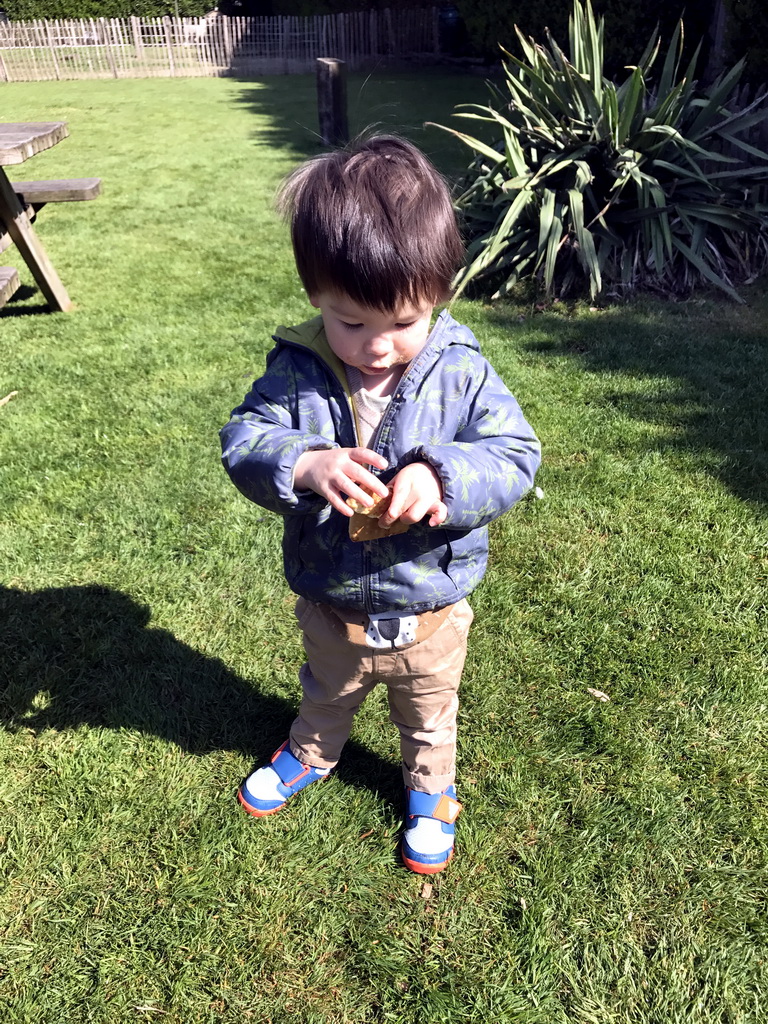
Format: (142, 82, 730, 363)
(346, 488, 411, 542)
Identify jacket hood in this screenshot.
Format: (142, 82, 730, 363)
(273, 309, 481, 389)
(274, 315, 347, 384)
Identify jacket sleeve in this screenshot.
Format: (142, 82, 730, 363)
(219, 347, 337, 516)
(412, 356, 541, 531)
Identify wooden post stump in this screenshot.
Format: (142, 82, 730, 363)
(316, 57, 349, 148)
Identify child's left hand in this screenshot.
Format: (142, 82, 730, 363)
(380, 462, 447, 528)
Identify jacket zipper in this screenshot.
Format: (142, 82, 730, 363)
(277, 324, 441, 614)
(321, 359, 375, 611)
(279, 336, 371, 609)
(358, 367, 416, 612)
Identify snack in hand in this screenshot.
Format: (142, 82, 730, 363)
(346, 488, 411, 542)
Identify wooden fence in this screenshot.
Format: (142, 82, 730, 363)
(0, 9, 441, 81)
(726, 82, 768, 156)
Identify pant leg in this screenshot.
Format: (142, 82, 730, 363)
(386, 599, 473, 794)
(289, 598, 378, 768)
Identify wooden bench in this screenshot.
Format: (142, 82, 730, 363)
(0, 266, 20, 307)
(0, 224, 13, 255)
(0, 178, 101, 309)
(1, 202, 34, 255)
(11, 177, 102, 210)
(0, 123, 98, 312)
(0, 203, 40, 304)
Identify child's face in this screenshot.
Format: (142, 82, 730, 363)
(310, 291, 435, 390)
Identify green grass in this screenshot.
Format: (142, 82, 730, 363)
(1, 74, 767, 1024)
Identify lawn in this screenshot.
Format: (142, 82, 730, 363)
(1, 73, 767, 1024)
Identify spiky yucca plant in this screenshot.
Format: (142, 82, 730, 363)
(434, 0, 768, 302)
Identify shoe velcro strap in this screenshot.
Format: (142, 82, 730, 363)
(407, 790, 462, 824)
(271, 744, 311, 787)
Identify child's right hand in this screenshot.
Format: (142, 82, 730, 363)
(294, 448, 389, 517)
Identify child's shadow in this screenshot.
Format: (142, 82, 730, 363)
(0, 583, 399, 801)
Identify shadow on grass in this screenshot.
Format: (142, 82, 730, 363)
(0, 283, 53, 317)
(0, 583, 401, 802)
(0, 303, 55, 317)
(488, 299, 768, 508)
(226, 68, 490, 176)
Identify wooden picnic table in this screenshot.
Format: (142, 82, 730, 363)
(0, 122, 82, 311)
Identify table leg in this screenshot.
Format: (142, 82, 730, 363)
(0, 167, 73, 312)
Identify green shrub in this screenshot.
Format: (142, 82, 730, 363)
(3, 1, 210, 17)
(726, 0, 768, 84)
(452, 0, 712, 77)
(434, 0, 768, 303)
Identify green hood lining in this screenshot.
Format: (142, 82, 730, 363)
(274, 315, 363, 446)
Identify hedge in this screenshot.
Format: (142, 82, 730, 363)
(453, 0, 715, 76)
(2, 1, 211, 17)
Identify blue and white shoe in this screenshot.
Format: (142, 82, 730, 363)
(238, 741, 331, 817)
(401, 786, 462, 874)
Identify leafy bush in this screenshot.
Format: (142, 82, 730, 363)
(452, 0, 713, 78)
(435, 0, 768, 303)
(3, 1, 210, 17)
(3, 0, 430, 16)
(726, 0, 768, 84)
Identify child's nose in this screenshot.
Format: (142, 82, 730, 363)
(365, 334, 393, 353)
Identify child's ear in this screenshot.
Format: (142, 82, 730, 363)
(308, 294, 321, 309)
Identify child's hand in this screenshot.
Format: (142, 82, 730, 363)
(380, 462, 447, 528)
(294, 448, 389, 517)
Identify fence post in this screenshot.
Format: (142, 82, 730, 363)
(0, 19, 8, 81)
(706, 0, 729, 86)
(45, 20, 61, 79)
(316, 56, 349, 147)
(385, 8, 395, 55)
(88, 17, 98, 75)
(131, 16, 144, 62)
(223, 14, 233, 70)
(163, 16, 176, 75)
(370, 9, 378, 59)
(99, 17, 118, 78)
(210, 14, 224, 71)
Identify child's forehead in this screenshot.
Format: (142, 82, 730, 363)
(323, 291, 433, 321)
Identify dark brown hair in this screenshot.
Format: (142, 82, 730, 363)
(277, 134, 464, 312)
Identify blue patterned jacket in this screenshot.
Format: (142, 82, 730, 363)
(220, 310, 541, 615)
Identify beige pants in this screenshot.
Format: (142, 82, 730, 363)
(289, 597, 474, 794)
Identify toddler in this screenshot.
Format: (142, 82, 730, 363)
(220, 135, 540, 874)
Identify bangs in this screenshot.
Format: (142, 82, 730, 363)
(278, 135, 464, 311)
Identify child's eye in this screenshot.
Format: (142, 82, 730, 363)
(341, 321, 363, 331)
(395, 322, 415, 330)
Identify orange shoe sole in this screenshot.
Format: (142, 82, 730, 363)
(401, 847, 454, 875)
(237, 787, 284, 818)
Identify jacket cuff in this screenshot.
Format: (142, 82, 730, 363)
(398, 445, 457, 520)
(404, 444, 491, 531)
(285, 442, 337, 513)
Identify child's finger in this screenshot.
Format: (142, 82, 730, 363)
(383, 486, 425, 525)
(397, 496, 432, 525)
(428, 502, 448, 527)
(348, 464, 390, 501)
(349, 448, 388, 472)
(344, 477, 388, 509)
(380, 485, 407, 524)
(326, 491, 355, 517)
